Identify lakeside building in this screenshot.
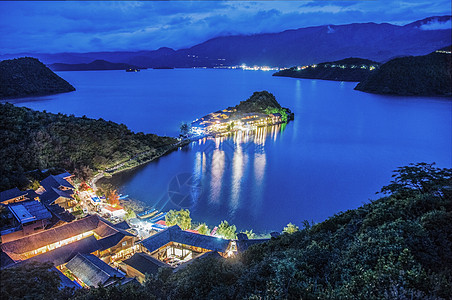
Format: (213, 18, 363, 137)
(38, 173, 77, 212)
(1, 214, 137, 265)
(0, 188, 40, 205)
(190, 109, 283, 135)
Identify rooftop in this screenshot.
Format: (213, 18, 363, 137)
(122, 252, 168, 276)
(0, 188, 27, 204)
(140, 225, 230, 254)
(66, 253, 124, 287)
(8, 200, 52, 224)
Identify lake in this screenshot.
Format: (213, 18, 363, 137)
(7, 69, 451, 232)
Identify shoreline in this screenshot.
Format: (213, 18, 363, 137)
(90, 139, 190, 191)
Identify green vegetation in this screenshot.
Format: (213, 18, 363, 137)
(0, 57, 75, 99)
(0, 103, 178, 190)
(165, 209, 192, 230)
(264, 107, 289, 123)
(282, 222, 299, 234)
(3, 163, 451, 299)
(217, 220, 237, 239)
(196, 223, 210, 235)
(0, 262, 62, 300)
(233, 91, 294, 122)
(273, 57, 380, 82)
(355, 47, 452, 96)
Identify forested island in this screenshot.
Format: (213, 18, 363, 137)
(50, 60, 144, 71)
(0, 103, 179, 191)
(273, 58, 380, 82)
(189, 91, 294, 136)
(0, 57, 75, 99)
(355, 47, 452, 96)
(2, 163, 451, 299)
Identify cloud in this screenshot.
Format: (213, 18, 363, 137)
(0, 0, 450, 54)
(420, 19, 452, 30)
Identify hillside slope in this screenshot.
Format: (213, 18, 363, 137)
(0, 57, 75, 99)
(273, 58, 380, 82)
(355, 47, 452, 96)
(0, 103, 178, 190)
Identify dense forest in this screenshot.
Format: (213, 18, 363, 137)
(231, 91, 294, 121)
(2, 163, 451, 299)
(0, 103, 178, 190)
(0, 57, 75, 99)
(273, 58, 380, 82)
(355, 47, 452, 96)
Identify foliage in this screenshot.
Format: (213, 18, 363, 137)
(0, 103, 177, 191)
(241, 229, 256, 239)
(125, 208, 136, 220)
(217, 220, 237, 239)
(283, 222, 299, 234)
(0, 57, 75, 99)
(264, 107, 289, 123)
(197, 223, 210, 235)
(7, 163, 452, 300)
(234, 91, 281, 113)
(106, 189, 120, 207)
(355, 50, 452, 96)
(165, 209, 192, 230)
(179, 122, 190, 136)
(0, 261, 61, 300)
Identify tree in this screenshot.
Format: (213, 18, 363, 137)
(0, 261, 61, 300)
(217, 220, 237, 239)
(283, 223, 299, 234)
(197, 223, 210, 235)
(165, 209, 192, 230)
(180, 122, 190, 136)
(380, 162, 452, 199)
(241, 230, 256, 239)
(107, 189, 120, 207)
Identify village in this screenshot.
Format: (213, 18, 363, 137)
(0, 172, 274, 289)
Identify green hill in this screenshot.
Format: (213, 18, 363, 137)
(49, 59, 143, 71)
(2, 163, 450, 299)
(0, 103, 178, 190)
(355, 47, 452, 96)
(0, 57, 75, 99)
(273, 58, 380, 82)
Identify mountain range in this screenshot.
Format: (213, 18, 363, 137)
(0, 16, 450, 68)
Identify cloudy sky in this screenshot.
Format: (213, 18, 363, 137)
(0, 1, 450, 54)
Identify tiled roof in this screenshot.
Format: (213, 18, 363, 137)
(66, 253, 124, 287)
(0, 188, 27, 204)
(141, 225, 230, 253)
(122, 252, 168, 276)
(8, 200, 52, 224)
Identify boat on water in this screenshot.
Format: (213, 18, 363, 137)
(126, 68, 140, 72)
(148, 212, 167, 223)
(118, 194, 129, 200)
(137, 208, 157, 219)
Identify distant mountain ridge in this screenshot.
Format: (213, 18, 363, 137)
(0, 57, 75, 99)
(49, 59, 144, 71)
(273, 58, 380, 82)
(0, 16, 450, 68)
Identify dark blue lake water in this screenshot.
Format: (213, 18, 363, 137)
(8, 69, 452, 232)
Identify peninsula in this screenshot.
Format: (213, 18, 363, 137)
(0, 57, 75, 99)
(273, 58, 380, 82)
(355, 46, 452, 96)
(189, 91, 294, 136)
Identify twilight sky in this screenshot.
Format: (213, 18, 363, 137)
(0, 1, 451, 54)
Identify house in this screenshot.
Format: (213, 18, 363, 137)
(0, 188, 38, 205)
(0, 214, 137, 264)
(140, 225, 231, 267)
(65, 253, 126, 288)
(101, 205, 126, 219)
(120, 252, 169, 283)
(39, 173, 77, 212)
(2, 201, 53, 240)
